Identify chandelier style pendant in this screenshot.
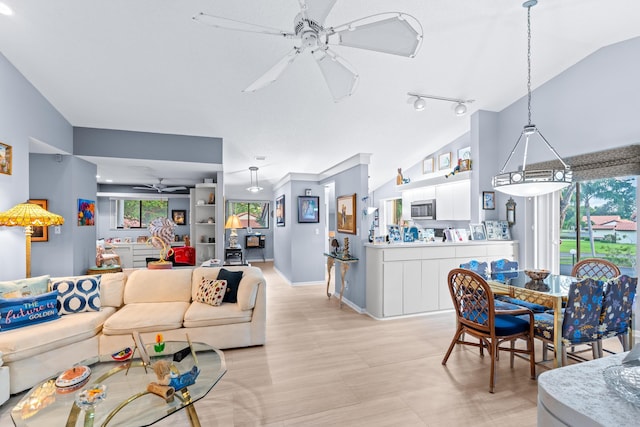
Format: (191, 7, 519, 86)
(246, 166, 263, 193)
(492, 0, 572, 197)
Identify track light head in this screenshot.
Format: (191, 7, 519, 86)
(413, 97, 426, 111)
(454, 102, 467, 116)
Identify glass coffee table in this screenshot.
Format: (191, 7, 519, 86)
(11, 341, 226, 427)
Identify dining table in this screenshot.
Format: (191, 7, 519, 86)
(487, 270, 579, 368)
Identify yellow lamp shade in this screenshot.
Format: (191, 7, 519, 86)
(0, 202, 65, 227)
(224, 214, 242, 229)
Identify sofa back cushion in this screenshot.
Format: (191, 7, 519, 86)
(124, 268, 193, 304)
(192, 266, 262, 310)
(99, 272, 127, 308)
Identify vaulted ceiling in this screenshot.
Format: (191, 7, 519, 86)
(2, 0, 639, 190)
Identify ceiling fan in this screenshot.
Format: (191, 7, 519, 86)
(193, 0, 423, 101)
(133, 178, 187, 193)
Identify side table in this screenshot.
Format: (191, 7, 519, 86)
(225, 247, 243, 265)
(323, 252, 358, 308)
(86, 265, 123, 275)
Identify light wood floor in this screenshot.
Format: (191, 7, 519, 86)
(2, 262, 613, 426)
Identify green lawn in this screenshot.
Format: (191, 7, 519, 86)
(559, 239, 635, 267)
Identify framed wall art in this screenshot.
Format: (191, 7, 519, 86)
(297, 196, 319, 223)
(438, 152, 451, 170)
(77, 199, 95, 226)
(337, 193, 356, 234)
(172, 209, 186, 225)
(482, 191, 495, 210)
(275, 195, 285, 226)
(469, 223, 487, 241)
(29, 199, 49, 242)
(0, 142, 11, 175)
(484, 220, 511, 240)
(422, 157, 434, 174)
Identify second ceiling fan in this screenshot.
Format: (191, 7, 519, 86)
(193, 0, 423, 101)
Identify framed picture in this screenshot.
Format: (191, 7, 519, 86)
(438, 152, 451, 170)
(457, 146, 471, 162)
(171, 209, 186, 225)
(469, 223, 487, 241)
(483, 191, 495, 210)
(297, 196, 319, 223)
(337, 193, 356, 234)
(29, 199, 49, 242)
(0, 142, 11, 175)
(484, 220, 511, 240)
(422, 157, 434, 174)
(77, 199, 95, 226)
(275, 195, 285, 226)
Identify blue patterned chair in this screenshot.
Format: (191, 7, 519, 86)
(459, 260, 488, 278)
(442, 269, 536, 393)
(524, 277, 604, 365)
(597, 275, 637, 357)
(491, 259, 548, 314)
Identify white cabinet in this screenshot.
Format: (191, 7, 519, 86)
(190, 183, 222, 264)
(435, 180, 470, 221)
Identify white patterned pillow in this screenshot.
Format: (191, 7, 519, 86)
(195, 278, 227, 307)
(50, 275, 102, 315)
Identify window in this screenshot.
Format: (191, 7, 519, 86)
(110, 199, 168, 229)
(560, 176, 636, 275)
(226, 201, 269, 229)
(381, 198, 402, 234)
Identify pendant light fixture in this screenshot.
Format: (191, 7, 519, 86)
(246, 166, 263, 193)
(491, 0, 572, 197)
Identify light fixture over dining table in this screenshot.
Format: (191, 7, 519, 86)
(246, 166, 263, 193)
(491, 0, 572, 197)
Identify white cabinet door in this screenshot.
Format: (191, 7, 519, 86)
(438, 258, 461, 310)
(420, 259, 440, 312)
(383, 262, 404, 317)
(402, 260, 423, 314)
(435, 180, 470, 221)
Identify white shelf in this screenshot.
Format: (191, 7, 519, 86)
(397, 170, 472, 191)
(191, 182, 222, 263)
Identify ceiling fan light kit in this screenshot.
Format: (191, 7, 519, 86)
(491, 0, 572, 197)
(407, 92, 474, 116)
(194, 1, 423, 102)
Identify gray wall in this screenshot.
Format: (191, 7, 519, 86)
(0, 51, 74, 280)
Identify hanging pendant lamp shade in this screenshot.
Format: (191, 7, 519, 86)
(491, 0, 572, 197)
(0, 201, 65, 277)
(246, 166, 263, 193)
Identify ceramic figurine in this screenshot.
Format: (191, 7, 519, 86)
(169, 366, 200, 391)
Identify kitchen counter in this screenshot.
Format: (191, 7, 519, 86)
(364, 240, 517, 248)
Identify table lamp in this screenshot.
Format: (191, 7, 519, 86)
(224, 214, 242, 248)
(0, 201, 65, 277)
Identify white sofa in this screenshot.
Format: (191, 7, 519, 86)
(0, 266, 265, 394)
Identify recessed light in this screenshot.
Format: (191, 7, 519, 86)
(255, 156, 266, 161)
(106, 179, 113, 183)
(95, 175, 101, 179)
(0, 3, 14, 16)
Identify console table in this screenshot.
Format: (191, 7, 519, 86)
(323, 252, 358, 308)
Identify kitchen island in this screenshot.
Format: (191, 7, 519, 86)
(365, 241, 518, 318)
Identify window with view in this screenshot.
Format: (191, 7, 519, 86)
(110, 199, 169, 229)
(226, 201, 269, 229)
(560, 176, 636, 276)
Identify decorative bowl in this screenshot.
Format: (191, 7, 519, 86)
(524, 269, 550, 281)
(75, 384, 107, 410)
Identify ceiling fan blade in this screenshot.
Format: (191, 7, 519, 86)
(328, 13, 423, 57)
(133, 185, 154, 190)
(298, 0, 337, 25)
(162, 186, 188, 192)
(193, 12, 294, 38)
(243, 47, 302, 93)
(312, 48, 359, 102)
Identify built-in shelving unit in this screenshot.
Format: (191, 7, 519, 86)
(190, 183, 222, 263)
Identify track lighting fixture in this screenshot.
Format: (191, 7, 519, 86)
(407, 92, 474, 116)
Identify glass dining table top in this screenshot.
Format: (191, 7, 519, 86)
(489, 270, 579, 297)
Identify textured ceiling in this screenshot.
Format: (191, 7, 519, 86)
(2, 0, 639, 190)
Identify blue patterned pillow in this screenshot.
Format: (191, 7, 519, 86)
(50, 275, 102, 315)
(0, 290, 60, 332)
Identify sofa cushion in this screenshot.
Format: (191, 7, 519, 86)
(102, 302, 190, 335)
(192, 266, 261, 311)
(195, 278, 226, 307)
(50, 275, 101, 315)
(0, 308, 115, 362)
(124, 269, 193, 304)
(183, 301, 252, 328)
(217, 269, 243, 303)
(0, 275, 50, 299)
(0, 290, 60, 332)
(99, 272, 127, 308)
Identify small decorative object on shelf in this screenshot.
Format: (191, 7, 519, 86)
(330, 238, 340, 255)
(154, 333, 165, 353)
(343, 237, 350, 258)
(169, 366, 200, 391)
(208, 192, 215, 204)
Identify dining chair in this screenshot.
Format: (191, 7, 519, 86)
(597, 275, 637, 357)
(442, 268, 536, 393)
(571, 258, 621, 280)
(491, 259, 548, 314)
(525, 277, 604, 365)
(459, 260, 488, 278)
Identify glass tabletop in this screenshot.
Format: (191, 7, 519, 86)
(323, 252, 359, 261)
(11, 341, 226, 427)
(489, 270, 579, 297)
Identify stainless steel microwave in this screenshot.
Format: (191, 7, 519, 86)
(411, 200, 436, 220)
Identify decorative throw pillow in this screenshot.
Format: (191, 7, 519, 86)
(0, 290, 60, 332)
(195, 278, 227, 307)
(217, 268, 243, 303)
(50, 275, 102, 315)
(0, 275, 50, 299)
